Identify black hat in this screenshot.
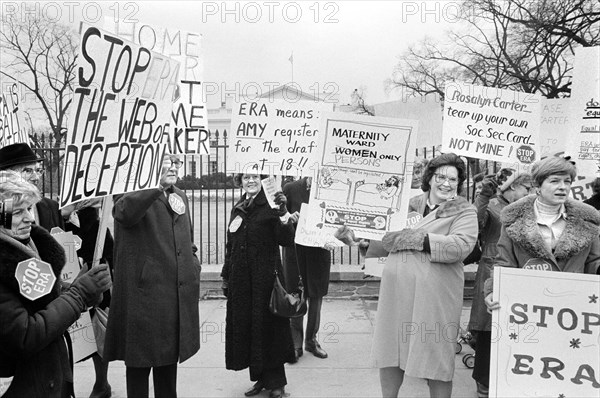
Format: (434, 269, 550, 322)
(0, 143, 44, 170)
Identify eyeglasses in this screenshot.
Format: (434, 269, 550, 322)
(164, 159, 183, 169)
(20, 167, 45, 176)
(433, 173, 459, 186)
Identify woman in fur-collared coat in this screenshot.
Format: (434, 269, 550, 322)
(484, 157, 600, 304)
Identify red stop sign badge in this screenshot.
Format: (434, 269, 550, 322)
(516, 145, 536, 164)
(15, 258, 56, 301)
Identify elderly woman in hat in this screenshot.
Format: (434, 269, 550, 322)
(0, 170, 111, 397)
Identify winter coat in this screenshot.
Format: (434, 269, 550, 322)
(282, 178, 331, 297)
(468, 193, 509, 332)
(36, 197, 65, 231)
(0, 226, 91, 398)
(484, 196, 600, 296)
(221, 189, 295, 381)
(372, 193, 478, 381)
(104, 187, 201, 367)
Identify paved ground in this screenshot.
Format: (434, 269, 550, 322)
(74, 299, 478, 398)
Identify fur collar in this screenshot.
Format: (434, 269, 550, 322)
(0, 225, 66, 305)
(410, 193, 474, 218)
(501, 195, 600, 261)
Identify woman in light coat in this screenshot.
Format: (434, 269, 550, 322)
(338, 153, 478, 397)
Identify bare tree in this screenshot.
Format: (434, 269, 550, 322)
(389, 0, 600, 100)
(0, 14, 78, 144)
(350, 87, 375, 116)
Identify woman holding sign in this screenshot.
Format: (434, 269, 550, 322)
(484, 156, 600, 309)
(221, 173, 296, 398)
(0, 170, 111, 398)
(337, 153, 478, 397)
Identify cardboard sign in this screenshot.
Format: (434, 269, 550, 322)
(306, 112, 418, 240)
(442, 82, 542, 167)
(50, 227, 82, 284)
(566, 46, 600, 176)
(540, 98, 570, 158)
(0, 80, 29, 147)
(294, 203, 344, 248)
(59, 24, 180, 208)
(490, 267, 600, 397)
(15, 258, 56, 301)
(0, 377, 13, 396)
(104, 19, 208, 155)
(68, 310, 97, 362)
(227, 99, 332, 176)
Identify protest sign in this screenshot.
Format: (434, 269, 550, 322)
(490, 267, 600, 397)
(60, 24, 180, 208)
(0, 80, 29, 147)
(442, 82, 541, 168)
(50, 227, 82, 284)
(566, 46, 600, 177)
(68, 310, 97, 362)
(306, 112, 418, 240)
(261, 175, 281, 209)
(227, 99, 332, 176)
(540, 98, 570, 158)
(0, 377, 13, 396)
(294, 203, 343, 248)
(104, 19, 208, 155)
(15, 258, 56, 301)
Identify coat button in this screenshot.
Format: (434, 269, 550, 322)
(49, 381, 55, 388)
(177, 250, 181, 256)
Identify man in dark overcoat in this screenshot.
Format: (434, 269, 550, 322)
(104, 154, 201, 397)
(282, 177, 331, 360)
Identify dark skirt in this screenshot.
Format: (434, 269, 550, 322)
(282, 244, 331, 298)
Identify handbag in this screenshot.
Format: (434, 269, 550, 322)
(269, 268, 307, 318)
(91, 307, 109, 357)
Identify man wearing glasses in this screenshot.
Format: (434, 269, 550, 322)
(104, 153, 201, 398)
(0, 143, 65, 230)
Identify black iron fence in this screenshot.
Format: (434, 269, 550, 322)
(30, 133, 491, 266)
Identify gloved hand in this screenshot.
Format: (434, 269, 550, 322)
(334, 225, 359, 246)
(382, 228, 427, 252)
(274, 191, 288, 216)
(357, 239, 370, 256)
(479, 175, 499, 198)
(71, 263, 111, 307)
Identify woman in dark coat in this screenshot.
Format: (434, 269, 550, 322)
(221, 173, 295, 398)
(0, 170, 110, 398)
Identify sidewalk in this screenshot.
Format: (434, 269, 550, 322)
(74, 299, 478, 398)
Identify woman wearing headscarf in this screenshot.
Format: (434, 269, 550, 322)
(0, 171, 111, 398)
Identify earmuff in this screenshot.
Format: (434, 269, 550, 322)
(1, 198, 13, 229)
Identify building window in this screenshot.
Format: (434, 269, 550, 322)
(209, 160, 218, 174)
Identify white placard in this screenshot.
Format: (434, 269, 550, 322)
(60, 24, 180, 208)
(0, 79, 29, 147)
(442, 82, 542, 168)
(306, 112, 418, 240)
(490, 267, 600, 397)
(227, 99, 332, 176)
(294, 203, 343, 248)
(68, 310, 97, 362)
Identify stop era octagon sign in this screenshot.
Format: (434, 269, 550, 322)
(15, 258, 56, 301)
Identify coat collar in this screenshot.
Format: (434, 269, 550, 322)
(501, 195, 600, 263)
(234, 189, 268, 214)
(411, 192, 473, 219)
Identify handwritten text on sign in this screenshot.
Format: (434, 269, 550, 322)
(60, 25, 179, 208)
(227, 100, 332, 176)
(0, 81, 30, 147)
(104, 19, 208, 155)
(490, 267, 600, 397)
(442, 82, 541, 165)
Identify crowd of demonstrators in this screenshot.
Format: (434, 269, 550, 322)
(104, 154, 201, 398)
(282, 177, 330, 361)
(0, 170, 111, 397)
(221, 173, 296, 398)
(467, 169, 533, 398)
(485, 156, 600, 312)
